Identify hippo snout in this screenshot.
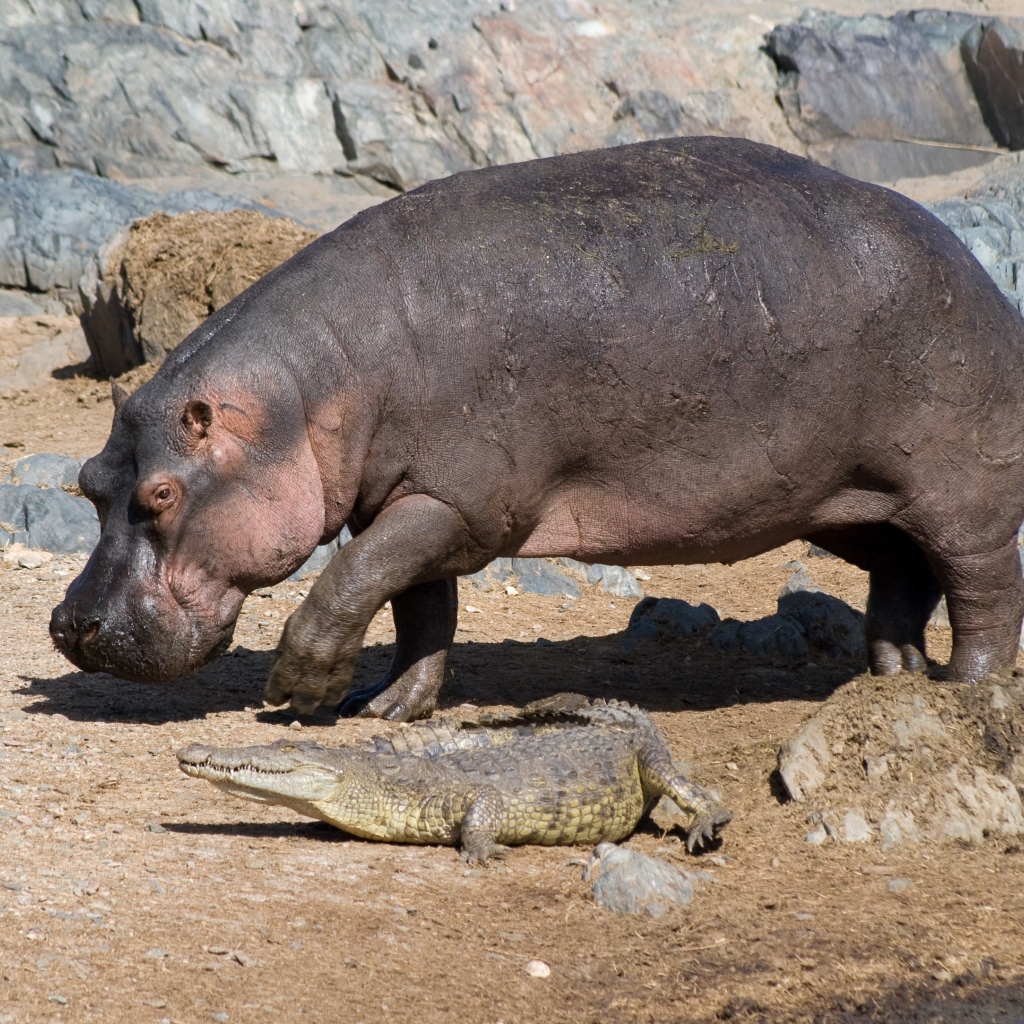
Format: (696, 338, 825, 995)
(50, 601, 103, 660)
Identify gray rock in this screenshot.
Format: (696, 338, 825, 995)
(765, 10, 1022, 182)
(0, 171, 270, 300)
(806, 543, 837, 559)
(621, 597, 719, 652)
(558, 558, 643, 598)
(511, 558, 580, 599)
(777, 589, 866, 660)
(23, 488, 99, 554)
(584, 842, 710, 917)
(888, 877, 912, 892)
(842, 809, 872, 843)
(779, 569, 821, 597)
(465, 557, 513, 591)
(637, 596, 720, 637)
(778, 717, 831, 802)
(0, 483, 99, 553)
(0, 484, 34, 546)
(288, 525, 352, 581)
(0, 288, 47, 316)
(927, 196, 1024, 316)
(707, 616, 809, 661)
(9, 453, 82, 489)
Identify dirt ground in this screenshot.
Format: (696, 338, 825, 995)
(1, 352, 1023, 1024)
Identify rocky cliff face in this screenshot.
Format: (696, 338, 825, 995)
(1, 1, 1023, 344)
(0, 0, 792, 187)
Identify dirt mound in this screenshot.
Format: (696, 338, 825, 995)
(778, 673, 1024, 848)
(81, 210, 318, 376)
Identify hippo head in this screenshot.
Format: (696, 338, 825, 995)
(50, 366, 329, 683)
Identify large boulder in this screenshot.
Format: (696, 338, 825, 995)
(0, 482, 99, 553)
(765, 10, 1024, 181)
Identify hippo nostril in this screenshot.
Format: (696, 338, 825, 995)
(49, 604, 103, 652)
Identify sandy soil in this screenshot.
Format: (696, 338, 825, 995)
(1, 347, 1023, 1024)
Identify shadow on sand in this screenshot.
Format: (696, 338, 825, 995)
(17, 629, 862, 726)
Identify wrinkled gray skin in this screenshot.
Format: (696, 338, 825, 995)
(51, 138, 1024, 720)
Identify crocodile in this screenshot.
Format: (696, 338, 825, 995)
(177, 696, 731, 863)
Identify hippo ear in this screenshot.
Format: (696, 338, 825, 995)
(110, 380, 129, 411)
(182, 400, 214, 441)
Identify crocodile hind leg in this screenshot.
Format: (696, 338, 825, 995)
(458, 789, 511, 866)
(638, 749, 732, 852)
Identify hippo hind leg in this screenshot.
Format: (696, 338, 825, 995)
(928, 539, 1024, 683)
(805, 525, 941, 675)
(337, 578, 458, 721)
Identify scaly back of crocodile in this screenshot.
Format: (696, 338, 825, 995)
(359, 695, 666, 762)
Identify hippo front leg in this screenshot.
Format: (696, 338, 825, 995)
(264, 494, 472, 717)
(336, 578, 458, 720)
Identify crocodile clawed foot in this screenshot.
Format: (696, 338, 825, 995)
(684, 805, 733, 853)
(460, 842, 510, 867)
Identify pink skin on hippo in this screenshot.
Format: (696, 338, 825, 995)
(50, 137, 1024, 721)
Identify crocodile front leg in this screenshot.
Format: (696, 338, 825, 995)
(639, 750, 732, 853)
(265, 494, 473, 717)
(459, 789, 511, 866)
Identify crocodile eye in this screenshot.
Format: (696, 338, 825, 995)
(280, 744, 296, 752)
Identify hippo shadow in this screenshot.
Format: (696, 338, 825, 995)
(19, 629, 861, 725)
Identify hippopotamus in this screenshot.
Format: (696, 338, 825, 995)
(50, 137, 1024, 721)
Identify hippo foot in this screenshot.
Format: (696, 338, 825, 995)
(338, 675, 440, 722)
(869, 639, 927, 675)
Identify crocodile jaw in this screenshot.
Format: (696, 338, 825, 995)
(178, 746, 341, 806)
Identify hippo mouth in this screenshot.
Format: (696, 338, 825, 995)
(49, 599, 237, 683)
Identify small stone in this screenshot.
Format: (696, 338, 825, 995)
(145, 821, 166, 833)
(48, 995, 68, 1005)
(289, 720, 302, 731)
(212, 1013, 229, 1022)
(525, 960, 551, 978)
(145, 948, 169, 958)
(932, 968, 954, 983)
(888, 877, 912, 892)
(504, 585, 518, 596)
(208, 946, 230, 955)
(804, 827, 828, 845)
(233, 950, 255, 968)
(842, 809, 872, 843)
(586, 843, 703, 916)
(725, 762, 738, 772)
(143, 999, 166, 1008)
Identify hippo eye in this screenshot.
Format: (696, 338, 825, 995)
(155, 486, 172, 503)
